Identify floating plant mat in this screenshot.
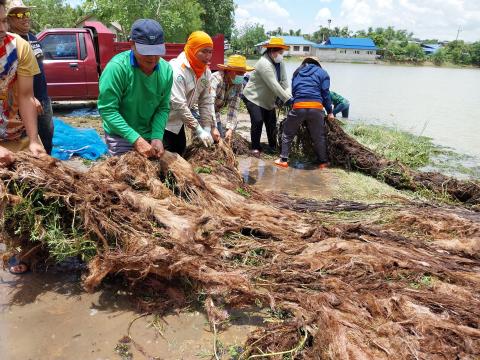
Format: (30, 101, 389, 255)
(1, 142, 480, 359)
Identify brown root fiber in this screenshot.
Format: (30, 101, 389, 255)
(1, 144, 480, 359)
(326, 119, 480, 205)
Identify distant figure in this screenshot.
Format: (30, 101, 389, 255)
(275, 56, 334, 169)
(331, 91, 350, 118)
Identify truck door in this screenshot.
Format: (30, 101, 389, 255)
(40, 33, 88, 100)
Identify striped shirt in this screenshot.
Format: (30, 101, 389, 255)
(211, 71, 242, 130)
(0, 33, 40, 141)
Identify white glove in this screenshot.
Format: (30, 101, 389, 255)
(195, 124, 214, 147)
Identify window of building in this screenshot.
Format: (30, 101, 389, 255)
(339, 50, 346, 54)
(293, 45, 300, 51)
(367, 51, 374, 55)
(354, 50, 361, 54)
(303, 46, 309, 52)
(41, 34, 78, 60)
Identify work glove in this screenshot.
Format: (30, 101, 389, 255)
(195, 124, 214, 147)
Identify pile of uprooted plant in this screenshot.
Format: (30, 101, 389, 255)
(274, 119, 480, 207)
(1, 121, 480, 359)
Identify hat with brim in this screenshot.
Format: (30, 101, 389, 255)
(6, 0, 35, 14)
(302, 56, 321, 66)
(135, 42, 166, 56)
(262, 37, 289, 50)
(217, 55, 254, 72)
(131, 19, 166, 56)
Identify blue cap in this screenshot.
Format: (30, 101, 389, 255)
(131, 19, 166, 56)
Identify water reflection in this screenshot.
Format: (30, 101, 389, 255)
(239, 157, 334, 199)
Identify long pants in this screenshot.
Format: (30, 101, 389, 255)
(38, 98, 54, 155)
(105, 133, 134, 156)
(333, 102, 350, 118)
(280, 108, 328, 163)
(163, 126, 186, 155)
(244, 98, 277, 151)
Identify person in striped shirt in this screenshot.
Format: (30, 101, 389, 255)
(210, 55, 253, 143)
(0, 0, 46, 167)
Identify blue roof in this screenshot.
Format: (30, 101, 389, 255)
(421, 43, 442, 54)
(254, 36, 316, 47)
(280, 36, 316, 46)
(422, 44, 442, 49)
(314, 37, 377, 50)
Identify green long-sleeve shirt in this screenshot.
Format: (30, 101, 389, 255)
(98, 51, 173, 144)
(330, 91, 347, 107)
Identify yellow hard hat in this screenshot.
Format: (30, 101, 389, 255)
(262, 37, 289, 50)
(217, 55, 254, 72)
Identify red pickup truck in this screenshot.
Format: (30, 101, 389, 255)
(37, 21, 225, 101)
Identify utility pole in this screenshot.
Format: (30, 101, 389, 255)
(456, 26, 463, 41)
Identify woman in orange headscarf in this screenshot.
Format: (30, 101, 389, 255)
(164, 31, 220, 155)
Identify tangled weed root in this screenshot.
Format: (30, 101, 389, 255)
(276, 118, 480, 206)
(1, 143, 480, 359)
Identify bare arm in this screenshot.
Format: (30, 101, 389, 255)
(17, 75, 45, 155)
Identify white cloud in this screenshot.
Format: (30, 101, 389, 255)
(315, 7, 332, 21)
(234, 0, 480, 41)
(334, 0, 480, 41)
(235, 0, 293, 31)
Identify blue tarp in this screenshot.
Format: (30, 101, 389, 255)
(63, 107, 100, 117)
(52, 118, 108, 161)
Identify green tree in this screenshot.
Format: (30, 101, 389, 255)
(432, 48, 446, 66)
(404, 42, 425, 62)
(26, 0, 85, 32)
(311, 26, 330, 43)
(197, 0, 235, 39)
(231, 23, 267, 55)
(470, 42, 480, 66)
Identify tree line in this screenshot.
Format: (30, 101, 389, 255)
(231, 24, 480, 67)
(24, 1, 479, 67)
(25, 0, 235, 43)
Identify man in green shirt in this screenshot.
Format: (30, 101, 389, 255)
(98, 19, 173, 157)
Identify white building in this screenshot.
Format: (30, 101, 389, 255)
(314, 37, 378, 63)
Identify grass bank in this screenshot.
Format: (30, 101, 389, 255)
(344, 122, 480, 180)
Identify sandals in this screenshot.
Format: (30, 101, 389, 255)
(7, 256, 29, 275)
(274, 158, 288, 168)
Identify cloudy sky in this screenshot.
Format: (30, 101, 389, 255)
(234, 0, 480, 41)
(66, 0, 479, 41)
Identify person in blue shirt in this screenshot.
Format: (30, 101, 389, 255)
(7, 0, 54, 154)
(275, 56, 334, 169)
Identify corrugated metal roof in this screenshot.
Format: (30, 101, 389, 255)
(280, 36, 317, 46)
(421, 44, 442, 50)
(254, 36, 316, 47)
(314, 37, 377, 50)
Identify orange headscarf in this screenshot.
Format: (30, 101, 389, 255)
(184, 31, 213, 79)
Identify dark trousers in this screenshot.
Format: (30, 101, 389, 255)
(244, 98, 277, 151)
(333, 102, 350, 118)
(280, 108, 328, 163)
(38, 98, 54, 155)
(163, 126, 186, 155)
